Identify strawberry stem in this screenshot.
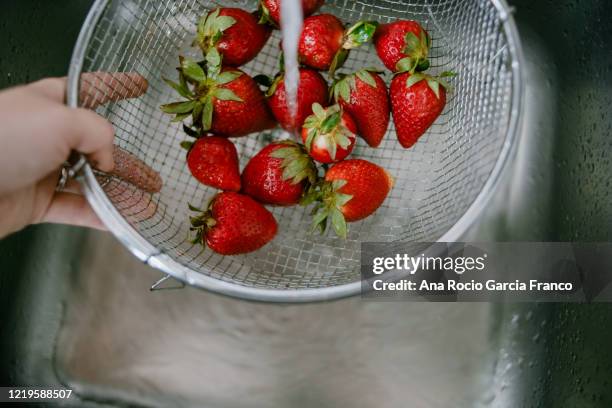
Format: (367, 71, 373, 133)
(343, 21, 379, 49)
(329, 21, 378, 78)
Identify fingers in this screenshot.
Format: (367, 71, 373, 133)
(40, 176, 158, 231)
(28, 73, 150, 173)
(40, 192, 106, 231)
(63, 107, 116, 172)
(80, 72, 149, 109)
(29, 72, 148, 109)
(28, 77, 67, 102)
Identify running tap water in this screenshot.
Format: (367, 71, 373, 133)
(280, 0, 303, 128)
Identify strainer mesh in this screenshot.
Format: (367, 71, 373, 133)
(76, 0, 514, 290)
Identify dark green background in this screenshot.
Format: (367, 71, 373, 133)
(0, 0, 611, 406)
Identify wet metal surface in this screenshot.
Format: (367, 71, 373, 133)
(57, 232, 491, 407)
(1, 0, 612, 406)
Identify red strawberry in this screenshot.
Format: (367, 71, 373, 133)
(304, 159, 393, 237)
(298, 14, 343, 71)
(331, 69, 390, 148)
(189, 192, 278, 255)
(162, 57, 275, 137)
(242, 141, 317, 206)
(390, 71, 453, 148)
(298, 15, 378, 75)
(266, 68, 328, 131)
(301, 103, 357, 163)
(374, 20, 431, 73)
(211, 68, 276, 136)
(182, 136, 241, 191)
(259, 0, 325, 27)
(196, 8, 271, 66)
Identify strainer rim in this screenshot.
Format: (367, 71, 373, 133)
(67, 0, 525, 303)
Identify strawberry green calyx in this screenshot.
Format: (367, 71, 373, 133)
(329, 21, 379, 77)
(254, 73, 282, 97)
(303, 103, 354, 161)
(180, 140, 194, 151)
(405, 71, 456, 99)
(255, 52, 286, 95)
(303, 179, 353, 238)
(196, 9, 237, 62)
(395, 30, 431, 73)
(160, 55, 243, 132)
(257, 2, 276, 27)
(343, 21, 379, 49)
(188, 202, 218, 247)
(179, 115, 209, 150)
(269, 140, 319, 186)
(331, 68, 381, 102)
(182, 123, 200, 138)
(266, 75, 282, 97)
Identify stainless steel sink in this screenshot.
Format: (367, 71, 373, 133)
(1, 0, 611, 407)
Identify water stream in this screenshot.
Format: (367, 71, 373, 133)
(279, 0, 303, 124)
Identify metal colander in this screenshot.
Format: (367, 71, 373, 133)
(68, 0, 523, 302)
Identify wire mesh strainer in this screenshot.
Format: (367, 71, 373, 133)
(67, 0, 523, 302)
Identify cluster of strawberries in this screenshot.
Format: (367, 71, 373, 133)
(161, 0, 453, 255)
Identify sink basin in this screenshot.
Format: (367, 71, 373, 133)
(1, 0, 611, 406)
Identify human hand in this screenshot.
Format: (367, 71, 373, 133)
(0, 72, 148, 238)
